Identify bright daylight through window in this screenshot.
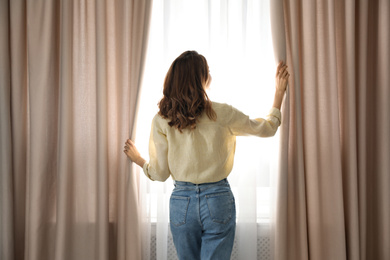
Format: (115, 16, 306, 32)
(135, 0, 279, 224)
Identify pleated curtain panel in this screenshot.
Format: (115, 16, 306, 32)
(271, 0, 390, 259)
(0, 0, 152, 259)
(1, 1, 389, 260)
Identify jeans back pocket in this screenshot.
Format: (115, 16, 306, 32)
(170, 195, 190, 227)
(205, 192, 233, 224)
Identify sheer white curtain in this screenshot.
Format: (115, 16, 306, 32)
(135, 0, 278, 259)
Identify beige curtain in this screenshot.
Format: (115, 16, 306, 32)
(0, 0, 152, 259)
(272, 0, 390, 259)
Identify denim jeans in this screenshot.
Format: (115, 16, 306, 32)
(169, 178, 236, 260)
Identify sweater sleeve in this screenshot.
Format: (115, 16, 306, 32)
(142, 116, 171, 182)
(227, 106, 282, 137)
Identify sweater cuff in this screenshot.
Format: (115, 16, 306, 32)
(142, 162, 154, 181)
(269, 107, 282, 126)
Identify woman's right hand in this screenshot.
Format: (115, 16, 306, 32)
(275, 61, 289, 93)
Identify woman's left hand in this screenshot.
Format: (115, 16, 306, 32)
(124, 139, 146, 167)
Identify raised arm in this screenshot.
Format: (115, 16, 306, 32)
(124, 116, 171, 182)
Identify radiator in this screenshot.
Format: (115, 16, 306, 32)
(149, 224, 271, 260)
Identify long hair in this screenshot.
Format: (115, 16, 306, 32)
(158, 51, 216, 132)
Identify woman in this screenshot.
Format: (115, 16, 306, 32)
(124, 51, 289, 260)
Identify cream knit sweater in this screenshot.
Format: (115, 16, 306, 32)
(143, 101, 281, 184)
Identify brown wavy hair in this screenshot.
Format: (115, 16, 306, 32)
(158, 51, 216, 132)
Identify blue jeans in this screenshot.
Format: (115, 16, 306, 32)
(169, 178, 236, 260)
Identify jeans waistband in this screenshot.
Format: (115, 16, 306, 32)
(174, 178, 228, 187)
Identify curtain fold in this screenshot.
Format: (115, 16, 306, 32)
(272, 0, 390, 259)
(0, 1, 15, 259)
(269, 1, 291, 260)
(0, 0, 152, 259)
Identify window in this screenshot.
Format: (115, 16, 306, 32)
(136, 0, 278, 223)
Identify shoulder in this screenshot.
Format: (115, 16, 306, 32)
(210, 101, 239, 124)
(211, 101, 244, 118)
(211, 101, 234, 114)
(211, 101, 251, 128)
(152, 113, 169, 130)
